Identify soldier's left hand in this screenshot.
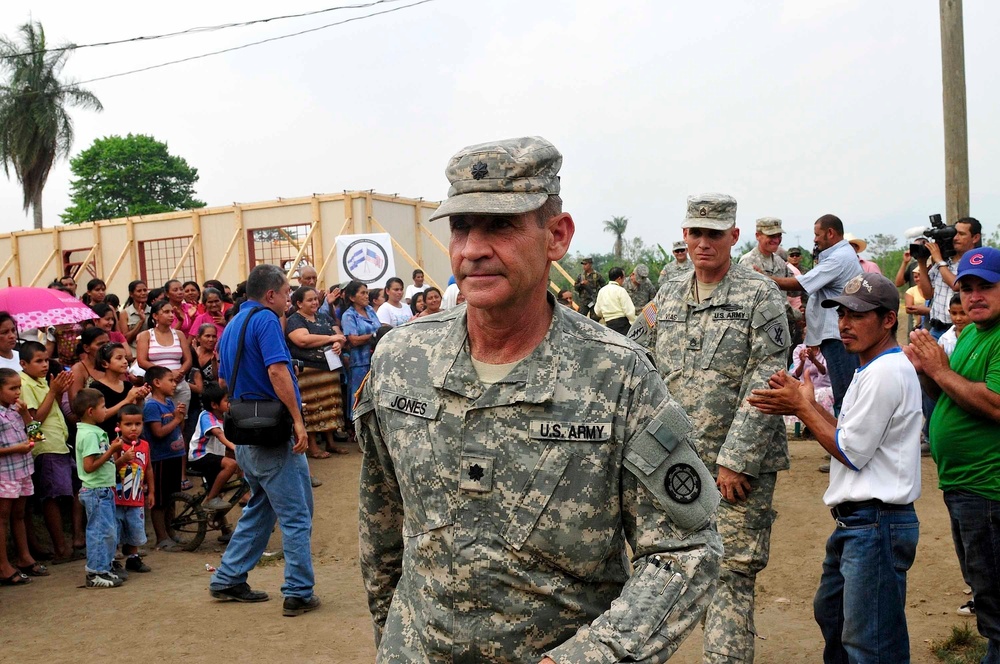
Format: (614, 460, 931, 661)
(717, 465, 752, 503)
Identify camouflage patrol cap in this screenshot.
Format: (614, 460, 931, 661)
(681, 193, 737, 230)
(672, 241, 687, 251)
(822, 273, 899, 312)
(756, 217, 783, 235)
(428, 136, 561, 221)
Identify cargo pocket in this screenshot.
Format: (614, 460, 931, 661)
(716, 500, 776, 576)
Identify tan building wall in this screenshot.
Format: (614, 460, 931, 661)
(0, 191, 451, 296)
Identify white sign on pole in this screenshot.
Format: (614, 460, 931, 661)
(334, 233, 396, 288)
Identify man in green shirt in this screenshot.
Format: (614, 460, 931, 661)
(905, 246, 1000, 660)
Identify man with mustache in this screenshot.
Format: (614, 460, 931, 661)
(905, 246, 1000, 662)
(628, 194, 790, 663)
(355, 136, 722, 663)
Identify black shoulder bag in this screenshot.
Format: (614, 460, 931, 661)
(223, 307, 294, 447)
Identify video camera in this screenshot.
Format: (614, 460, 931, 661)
(909, 214, 956, 261)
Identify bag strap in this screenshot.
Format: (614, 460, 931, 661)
(227, 306, 274, 398)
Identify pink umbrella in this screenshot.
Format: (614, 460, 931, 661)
(0, 286, 98, 331)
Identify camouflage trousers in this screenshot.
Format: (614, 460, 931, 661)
(703, 472, 778, 663)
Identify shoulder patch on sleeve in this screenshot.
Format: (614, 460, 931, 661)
(751, 298, 785, 329)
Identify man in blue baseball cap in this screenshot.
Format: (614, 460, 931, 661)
(905, 246, 1000, 661)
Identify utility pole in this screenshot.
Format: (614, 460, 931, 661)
(939, 0, 970, 224)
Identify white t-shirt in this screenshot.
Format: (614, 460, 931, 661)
(825, 347, 922, 508)
(404, 284, 429, 302)
(0, 353, 21, 371)
(377, 302, 413, 327)
(939, 326, 959, 357)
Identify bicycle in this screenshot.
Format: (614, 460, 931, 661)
(168, 468, 249, 552)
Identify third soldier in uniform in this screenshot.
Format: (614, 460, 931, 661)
(357, 137, 722, 662)
(629, 194, 790, 663)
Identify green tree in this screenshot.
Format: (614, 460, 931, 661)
(0, 21, 102, 229)
(603, 215, 629, 260)
(868, 233, 898, 258)
(61, 133, 206, 223)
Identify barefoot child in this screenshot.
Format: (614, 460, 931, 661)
(0, 368, 43, 586)
(114, 404, 153, 575)
(188, 382, 238, 512)
(73, 387, 124, 588)
(142, 366, 186, 551)
(18, 342, 76, 564)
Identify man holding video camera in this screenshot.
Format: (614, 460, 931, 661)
(915, 217, 982, 340)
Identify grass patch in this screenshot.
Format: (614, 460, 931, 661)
(256, 551, 285, 567)
(933, 624, 987, 664)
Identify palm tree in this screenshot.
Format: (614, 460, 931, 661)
(0, 21, 102, 229)
(603, 215, 629, 260)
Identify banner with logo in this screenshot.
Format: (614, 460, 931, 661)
(335, 233, 396, 288)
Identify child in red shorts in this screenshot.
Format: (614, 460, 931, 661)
(114, 404, 154, 575)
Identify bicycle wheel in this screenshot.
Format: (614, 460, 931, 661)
(169, 491, 207, 551)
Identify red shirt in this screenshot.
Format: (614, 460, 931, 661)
(115, 439, 151, 507)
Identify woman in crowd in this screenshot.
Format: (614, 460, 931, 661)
(82, 278, 107, 306)
(69, 327, 109, 402)
(377, 277, 413, 327)
(414, 287, 442, 319)
(191, 323, 221, 387)
(369, 288, 386, 310)
(409, 291, 426, 318)
(119, 280, 150, 347)
(92, 343, 148, 439)
(136, 299, 193, 487)
(164, 279, 195, 337)
(0, 312, 20, 371)
(189, 288, 227, 338)
(285, 287, 349, 457)
(203, 279, 233, 307)
(341, 281, 381, 422)
(182, 281, 203, 315)
(90, 303, 132, 362)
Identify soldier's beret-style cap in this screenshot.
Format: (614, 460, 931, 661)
(681, 193, 737, 230)
(428, 136, 561, 221)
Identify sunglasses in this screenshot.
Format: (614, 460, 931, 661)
(673, 249, 686, 254)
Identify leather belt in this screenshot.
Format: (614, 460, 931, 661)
(830, 499, 912, 519)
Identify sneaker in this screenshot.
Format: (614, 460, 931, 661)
(958, 600, 976, 616)
(111, 560, 129, 581)
(204, 497, 231, 511)
(210, 582, 270, 603)
(86, 571, 123, 589)
(283, 595, 321, 617)
(218, 531, 233, 544)
(125, 555, 151, 573)
(818, 463, 830, 473)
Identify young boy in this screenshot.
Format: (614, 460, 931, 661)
(939, 293, 971, 357)
(142, 366, 186, 551)
(188, 382, 238, 512)
(73, 387, 124, 588)
(19, 341, 76, 563)
(0, 368, 42, 585)
(114, 404, 154, 575)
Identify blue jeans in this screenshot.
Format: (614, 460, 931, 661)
(210, 443, 315, 599)
(820, 338, 859, 413)
(78, 486, 118, 574)
(944, 490, 1000, 664)
(814, 504, 919, 663)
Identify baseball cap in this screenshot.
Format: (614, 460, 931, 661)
(956, 247, 1000, 284)
(756, 217, 783, 235)
(681, 193, 737, 230)
(428, 136, 561, 221)
(672, 241, 687, 252)
(822, 273, 899, 312)
(787, 247, 803, 257)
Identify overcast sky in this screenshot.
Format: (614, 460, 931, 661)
(1, 0, 997, 259)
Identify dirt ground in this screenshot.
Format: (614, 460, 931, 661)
(0, 437, 975, 663)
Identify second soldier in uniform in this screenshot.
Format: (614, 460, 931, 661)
(629, 194, 790, 663)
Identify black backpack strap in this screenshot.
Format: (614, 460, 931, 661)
(227, 306, 271, 398)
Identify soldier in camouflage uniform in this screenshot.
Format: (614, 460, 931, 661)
(575, 257, 606, 320)
(660, 240, 694, 280)
(739, 217, 803, 354)
(356, 136, 723, 663)
(628, 194, 790, 664)
(625, 263, 658, 309)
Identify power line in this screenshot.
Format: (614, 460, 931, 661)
(0, 0, 409, 60)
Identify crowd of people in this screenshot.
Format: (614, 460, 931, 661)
(0, 262, 462, 592)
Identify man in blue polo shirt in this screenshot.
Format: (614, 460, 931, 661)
(208, 264, 319, 617)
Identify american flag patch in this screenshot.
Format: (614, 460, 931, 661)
(642, 302, 657, 329)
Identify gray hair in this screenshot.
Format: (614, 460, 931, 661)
(246, 264, 288, 301)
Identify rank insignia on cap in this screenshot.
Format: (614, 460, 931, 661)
(665, 463, 701, 504)
(699, 206, 708, 217)
(471, 161, 489, 180)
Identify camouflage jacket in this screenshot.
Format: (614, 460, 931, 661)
(574, 270, 606, 307)
(739, 248, 803, 323)
(659, 260, 693, 281)
(627, 264, 791, 477)
(355, 302, 722, 663)
(625, 276, 659, 310)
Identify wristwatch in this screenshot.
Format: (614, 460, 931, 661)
(935, 260, 948, 270)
